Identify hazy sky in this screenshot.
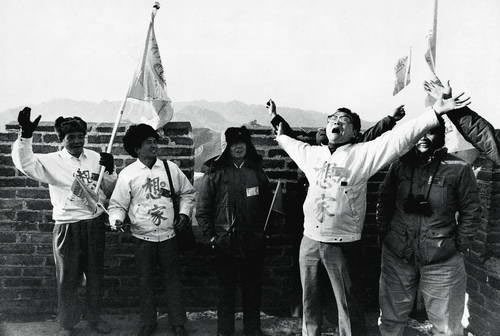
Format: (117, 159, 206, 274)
(2, 0, 500, 124)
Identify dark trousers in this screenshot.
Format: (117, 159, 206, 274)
(134, 237, 186, 327)
(215, 251, 264, 335)
(52, 215, 105, 329)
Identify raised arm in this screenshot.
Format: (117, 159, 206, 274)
(267, 99, 295, 138)
(11, 107, 61, 185)
(424, 79, 500, 164)
(352, 91, 471, 181)
(359, 105, 405, 142)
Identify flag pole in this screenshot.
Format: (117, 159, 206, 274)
(94, 2, 161, 194)
(404, 47, 412, 86)
(263, 180, 282, 233)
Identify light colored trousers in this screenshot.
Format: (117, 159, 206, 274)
(299, 236, 366, 336)
(379, 246, 466, 336)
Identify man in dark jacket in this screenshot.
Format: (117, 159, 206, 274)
(376, 120, 480, 336)
(196, 126, 272, 336)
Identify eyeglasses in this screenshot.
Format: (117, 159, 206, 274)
(327, 114, 352, 124)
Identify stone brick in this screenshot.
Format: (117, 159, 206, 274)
(168, 136, 193, 146)
(0, 244, 35, 254)
(0, 133, 18, 142)
(0, 232, 17, 243)
(0, 267, 22, 277)
(4, 278, 43, 287)
(0, 155, 14, 165)
(0, 210, 16, 221)
(16, 211, 43, 223)
(0, 167, 16, 176)
(16, 189, 50, 199)
(268, 149, 288, 158)
(42, 134, 60, 143)
(262, 159, 285, 169)
(25, 200, 52, 211)
(3, 255, 45, 266)
(157, 147, 194, 157)
(32, 144, 60, 153)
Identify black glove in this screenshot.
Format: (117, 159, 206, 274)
(17, 107, 41, 138)
(99, 152, 114, 174)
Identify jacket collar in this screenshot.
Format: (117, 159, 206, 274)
(401, 147, 448, 167)
(61, 147, 88, 160)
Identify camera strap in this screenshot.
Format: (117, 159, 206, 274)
(407, 160, 442, 201)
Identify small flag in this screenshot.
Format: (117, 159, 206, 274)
(424, 0, 438, 74)
(263, 180, 285, 233)
(70, 173, 107, 214)
(127, 2, 174, 130)
(392, 49, 412, 96)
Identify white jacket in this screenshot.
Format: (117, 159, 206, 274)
(108, 159, 195, 242)
(11, 137, 117, 224)
(277, 108, 439, 243)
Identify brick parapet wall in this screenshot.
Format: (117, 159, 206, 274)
(465, 156, 500, 335)
(0, 121, 195, 316)
(2, 121, 498, 335)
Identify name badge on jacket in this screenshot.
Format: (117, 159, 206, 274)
(246, 186, 259, 197)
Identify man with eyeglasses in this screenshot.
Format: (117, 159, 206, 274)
(272, 88, 471, 336)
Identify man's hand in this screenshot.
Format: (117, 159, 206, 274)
(110, 219, 127, 232)
(424, 79, 452, 101)
(266, 99, 277, 117)
(17, 107, 41, 138)
(391, 105, 406, 121)
(433, 92, 471, 115)
(174, 214, 190, 231)
(99, 152, 115, 174)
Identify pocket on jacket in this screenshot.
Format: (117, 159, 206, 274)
(384, 225, 409, 260)
(423, 227, 457, 264)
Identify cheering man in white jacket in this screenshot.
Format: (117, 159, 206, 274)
(11, 107, 117, 336)
(274, 90, 471, 336)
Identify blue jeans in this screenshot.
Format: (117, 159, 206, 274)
(299, 236, 365, 336)
(379, 246, 466, 336)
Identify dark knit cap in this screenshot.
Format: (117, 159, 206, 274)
(54, 117, 87, 141)
(123, 124, 160, 158)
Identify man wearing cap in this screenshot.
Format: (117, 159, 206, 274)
(11, 107, 116, 336)
(273, 90, 471, 336)
(108, 124, 195, 336)
(196, 126, 271, 336)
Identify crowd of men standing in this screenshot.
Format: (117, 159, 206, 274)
(10, 77, 500, 336)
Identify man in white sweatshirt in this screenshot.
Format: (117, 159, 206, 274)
(11, 107, 117, 336)
(274, 91, 471, 336)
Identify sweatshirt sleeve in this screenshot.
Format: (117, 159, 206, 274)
(107, 173, 131, 225)
(351, 108, 439, 181)
(11, 137, 61, 185)
(276, 135, 318, 174)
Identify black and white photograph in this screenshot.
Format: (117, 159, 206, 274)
(1, 0, 500, 335)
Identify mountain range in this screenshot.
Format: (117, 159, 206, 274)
(0, 99, 374, 171)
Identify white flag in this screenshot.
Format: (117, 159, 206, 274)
(127, 2, 173, 129)
(393, 49, 412, 96)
